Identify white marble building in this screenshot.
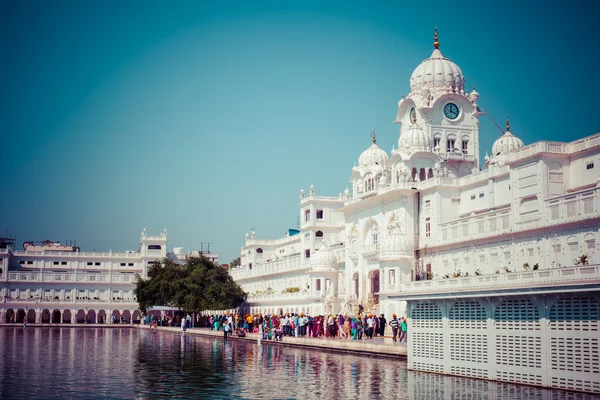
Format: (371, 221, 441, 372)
(232, 31, 600, 318)
(0, 229, 170, 324)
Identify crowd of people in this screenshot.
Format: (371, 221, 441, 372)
(199, 313, 408, 342)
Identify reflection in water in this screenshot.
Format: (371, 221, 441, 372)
(0, 328, 598, 399)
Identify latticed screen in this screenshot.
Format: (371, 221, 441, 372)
(449, 300, 487, 329)
(411, 302, 443, 329)
(494, 299, 540, 330)
(549, 297, 600, 393)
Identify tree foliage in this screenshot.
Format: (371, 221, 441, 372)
(135, 256, 247, 314)
(229, 256, 241, 268)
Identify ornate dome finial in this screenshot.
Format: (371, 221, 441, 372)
(506, 115, 510, 132)
(371, 129, 376, 143)
(434, 27, 439, 49)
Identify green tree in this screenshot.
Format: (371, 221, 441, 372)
(135, 256, 247, 314)
(229, 256, 241, 268)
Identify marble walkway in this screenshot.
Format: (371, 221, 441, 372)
(139, 325, 407, 358)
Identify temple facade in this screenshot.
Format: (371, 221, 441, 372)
(231, 31, 600, 319)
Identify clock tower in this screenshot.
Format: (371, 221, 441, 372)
(393, 29, 482, 178)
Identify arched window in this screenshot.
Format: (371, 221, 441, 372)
(419, 168, 426, 181)
(428, 168, 433, 179)
(411, 168, 417, 182)
(433, 134, 442, 151)
(315, 231, 324, 238)
(256, 248, 263, 254)
(461, 136, 469, 154)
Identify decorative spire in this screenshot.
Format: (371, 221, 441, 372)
(371, 129, 377, 143)
(506, 115, 510, 132)
(434, 27, 439, 49)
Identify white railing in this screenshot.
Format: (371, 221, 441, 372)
(230, 254, 306, 281)
(400, 265, 600, 294)
(11, 250, 141, 259)
(545, 187, 598, 225)
(244, 236, 300, 247)
(1, 298, 138, 304)
(300, 195, 345, 203)
(361, 244, 380, 261)
(247, 290, 309, 302)
(432, 209, 511, 247)
(566, 133, 600, 153)
(8, 271, 137, 284)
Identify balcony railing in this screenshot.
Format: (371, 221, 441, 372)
(246, 291, 310, 303)
(8, 271, 137, 284)
(11, 250, 141, 259)
(399, 265, 600, 295)
(1, 298, 137, 304)
(230, 254, 306, 281)
(361, 244, 380, 261)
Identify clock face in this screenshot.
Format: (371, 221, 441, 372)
(444, 103, 459, 120)
(409, 107, 416, 123)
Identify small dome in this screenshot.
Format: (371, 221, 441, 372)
(310, 245, 336, 269)
(380, 233, 412, 260)
(409, 30, 464, 95)
(399, 123, 431, 152)
(359, 142, 389, 167)
(492, 118, 524, 156)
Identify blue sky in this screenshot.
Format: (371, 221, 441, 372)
(1, 1, 598, 263)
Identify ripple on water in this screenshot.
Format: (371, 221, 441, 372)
(1, 328, 599, 399)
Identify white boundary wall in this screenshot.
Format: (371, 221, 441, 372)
(407, 292, 600, 394)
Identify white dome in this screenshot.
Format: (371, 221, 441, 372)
(380, 233, 412, 260)
(399, 123, 432, 152)
(310, 245, 337, 269)
(492, 119, 524, 156)
(359, 142, 389, 167)
(409, 31, 464, 95)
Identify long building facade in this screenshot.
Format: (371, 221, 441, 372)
(231, 32, 600, 320)
(0, 229, 217, 324)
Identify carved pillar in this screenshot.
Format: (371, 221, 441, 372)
(36, 308, 41, 324)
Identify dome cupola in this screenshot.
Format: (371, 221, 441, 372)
(492, 116, 524, 156)
(310, 244, 337, 269)
(409, 29, 465, 96)
(358, 130, 389, 167)
(380, 233, 412, 260)
(398, 113, 432, 152)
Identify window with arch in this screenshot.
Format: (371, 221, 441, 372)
(433, 134, 441, 151)
(256, 248, 263, 254)
(427, 168, 433, 179)
(447, 138, 456, 152)
(462, 139, 469, 154)
(419, 168, 426, 181)
(315, 230, 324, 238)
(305, 209, 310, 222)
